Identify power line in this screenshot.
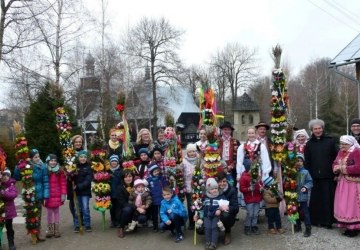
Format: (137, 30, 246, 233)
(330, 0, 360, 23)
(323, 0, 360, 27)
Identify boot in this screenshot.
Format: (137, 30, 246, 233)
(31, 234, 37, 245)
(36, 233, 46, 242)
(117, 228, 124, 238)
(125, 220, 137, 232)
(46, 223, 54, 238)
(224, 232, 231, 245)
(304, 226, 311, 237)
(54, 223, 61, 238)
(7, 230, 16, 250)
(294, 224, 302, 232)
(244, 226, 251, 235)
(217, 221, 225, 232)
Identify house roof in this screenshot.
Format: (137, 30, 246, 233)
(233, 92, 259, 111)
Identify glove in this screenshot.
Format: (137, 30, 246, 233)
(61, 194, 66, 203)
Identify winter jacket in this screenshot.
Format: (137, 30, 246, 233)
(104, 143, 123, 162)
(109, 167, 123, 198)
(239, 171, 263, 204)
(263, 189, 280, 208)
(221, 185, 239, 216)
(136, 161, 149, 179)
(45, 168, 67, 208)
(147, 175, 168, 205)
(0, 178, 18, 220)
(74, 162, 92, 197)
(14, 160, 49, 201)
(304, 134, 338, 179)
(152, 159, 165, 176)
(160, 195, 187, 223)
(203, 193, 227, 219)
(115, 184, 132, 209)
(181, 155, 200, 193)
(296, 166, 313, 202)
(128, 190, 152, 209)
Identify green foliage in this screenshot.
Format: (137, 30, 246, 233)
(0, 138, 16, 172)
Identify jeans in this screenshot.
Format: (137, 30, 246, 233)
(73, 195, 91, 227)
(245, 202, 260, 227)
(118, 205, 135, 229)
(152, 205, 160, 228)
(110, 198, 119, 226)
(204, 217, 219, 244)
(161, 213, 185, 236)
(265, 207, 281, 229)
(220, 212, 236, 233)
(297, 201, 311, 227)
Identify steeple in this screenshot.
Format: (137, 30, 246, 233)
(85, 52, 95, 76)
(144, 65, 152, 86)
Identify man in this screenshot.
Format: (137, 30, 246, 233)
(218, 121, 240, 185)
(304, 119, 338, 229)
(255, 122, 275, 175)
(350, 118, 360, 143)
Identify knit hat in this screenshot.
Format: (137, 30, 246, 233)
(109, 154, 119, 163)
(29, 148, 39, 159)
(296, 153, 305, 162)
(45, 154, 57, 162)
(206, 178, 218, 191)
(351, 118, 360, 126)
(134, 178, 147, 188)
(77, 150, 88, 158)
(2, 168, 11, 177)
(138, 148, 149, 157)
(243, 158, 251, 172)
(263, 176, 274, 188)
(186, 143, 197, 152)
(148, 162, 160, 175)
(151, 146, 163, 158)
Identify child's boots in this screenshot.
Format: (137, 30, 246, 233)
(54, 223, 61, 238)
(125, 220, 137, 232)
(46, 224, 54, 238)
(217, 221, 225, 232)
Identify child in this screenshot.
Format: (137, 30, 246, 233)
(147, 163, 168, 231)
(160, 187, 187, 243)
(151, 146, 165, 175)
(73, 150, 93, 232)
(127, 178, 152, 231)
(0, 169, 18, 250)
(45, 154, 67, 238)
(239, 162, 262, 235)
(136, 148, 150, 179)
(262, 176, 285, 234)
(294, 153, 313, 237)
(202, 178, 228, 250)
(181, 143, 200, 230)
(109, 154, 123, 228)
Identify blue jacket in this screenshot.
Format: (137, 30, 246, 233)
(296, 166, 313, 202)
(147, 175, 168, 205)
(160, 195, 187, 223)
(203, 193, 227, 219)
(109, 167, 123, 198)
(15, 160, 49, 201)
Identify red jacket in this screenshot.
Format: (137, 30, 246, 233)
(45, 170, 67, 208)
(239, 171, 262, 204)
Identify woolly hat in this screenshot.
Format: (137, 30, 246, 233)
(296, 153, 305, 162)
(151, 146, 163, 157)
(148, 162, 160, 175)
(219, 121, 234, 130)
(134, 178, 147, 188)
(243, 158, 251, 172)
(186, 143, 197, 152)
(29, 148, 39, 159)
(138, 148, 149, 157)
(351, 118, 360, 126)
(206, 178, 218, 191)
(263, 176, 274, 188)
(109, 154, 119, 163)
(46, 154, 57, 162)
(77, 150, 88, 158)
(2, 168, 11, 177)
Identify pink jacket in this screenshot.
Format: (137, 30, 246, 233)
(45, 170, 67, 208)
(0, 178, 18, 220)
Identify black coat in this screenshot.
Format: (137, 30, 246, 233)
(74, 162, 93, 197)
(115, 184, 132, 209)
(222, 186, 239, 216)
(304, 134, 338, 179)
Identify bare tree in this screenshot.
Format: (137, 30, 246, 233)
(123, 16, 184, 137)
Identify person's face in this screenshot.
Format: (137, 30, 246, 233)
(152, 169, 160, 176)
(295, 158, 304, 168)
(257, 127, 267, 137)
(49, 159, 57, 168)
(296, 134, 307, 144)
(340, 142, 351, 152)
(141, 131, 150, 143)
(140, 153, 149, 161)
(218, 178, 228, 190)
(247, 129, 256, 141)
(124, 175, 133, 185)
(157, 133, 165, 143)
(110, 161, 118, 168)
(153, 151, 162, 160)
(162, 191, 172, 201)
(199, 129, 207, 141)
(74, 138, 83, 149)
(209, 187, 219, 196)
(222, 127, 232, 137)
(110, 132, 118, 142)
(1, 175, 9, 182)
(32, 154, 40, 163)
(311, 124, 323, 137)
(351, 123, 360, 135)
(135, 184, 145, 193)
(79, 155, 87, 164)
(187, 150, 197, 158)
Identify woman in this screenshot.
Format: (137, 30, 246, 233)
(14, 148, 49, 243)
(333, 135, 360, 237)
(293, 129, 310, 154)
(154, 128, 168, 152)
(105, 128, 123, 160)
(134, 128, 154, 155)
(115, 170, 136, 238)
(195, 126, 208, 153)
(72, 135, 84, 153)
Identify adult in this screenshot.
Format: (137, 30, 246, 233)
(72, 135, 84, 153)
(218, 121, 240, 184)
(350, 118, 360, 143)
(333, 135, 360, 237)
(115, 170, 136, 238)
(304, 119, 338, 229)
(217, 171, 239, 245)
(236, 128, 272, 181)
(134, 128, 154, 155)
(14, 148, 49, 243)
(104, 128, 123, 160)
(195, 126, 208, 153)
(255, 122, 274, 174)
(293, 129, 310, 154)
(154, 128, 168, 152)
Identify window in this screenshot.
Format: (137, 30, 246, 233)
(249, 114, 254, 124)
(242, 115, 246, 124)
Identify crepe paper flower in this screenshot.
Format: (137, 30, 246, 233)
(92, 162, 105, 172)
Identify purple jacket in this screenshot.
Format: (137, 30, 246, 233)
(1, 178, 18, 220)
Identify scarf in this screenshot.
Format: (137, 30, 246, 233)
(108, 140, 120, 150)
(110, 165, 119, 172)
(134, 190, 144, 208)
(125, 185, 132, 194)
(48, 165, 60, 173)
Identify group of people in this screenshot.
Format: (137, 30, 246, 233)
(1, 118, 360, 250)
